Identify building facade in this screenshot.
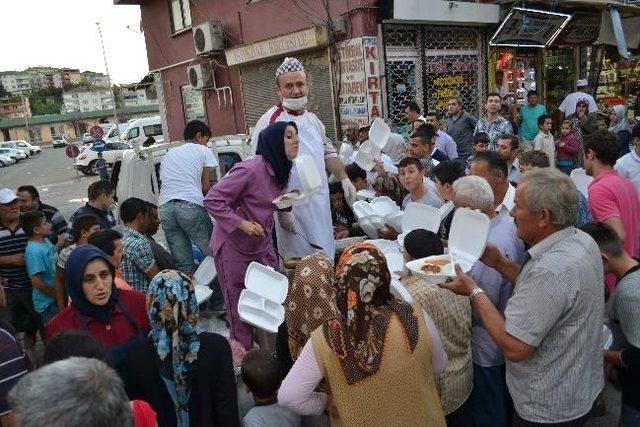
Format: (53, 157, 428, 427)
(0, 72, 35, 96)
(63, 88, 115, 113)
(0, 98, 31, 121)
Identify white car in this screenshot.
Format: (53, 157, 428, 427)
(0, 140, 40, 156)
(74, 141, 132, 175)
(52, 136, 67, 148)
(0, 147, 27, 161)
(0, 154, 16, 167)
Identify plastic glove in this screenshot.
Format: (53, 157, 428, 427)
(341, 178, 357, 206)
(277, 211, 297, 233)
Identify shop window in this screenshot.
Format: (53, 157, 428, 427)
(169, 0, 191, 34)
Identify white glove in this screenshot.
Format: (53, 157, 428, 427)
(341, 178, 357, 206)
(277, 211, 297, 233)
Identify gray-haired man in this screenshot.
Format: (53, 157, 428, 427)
(444, 168, 604, 426)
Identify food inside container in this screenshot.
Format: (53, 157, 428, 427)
(273, 190, 303, 209)
(239, 262, 289, 333)
(419, 256, 452, 274)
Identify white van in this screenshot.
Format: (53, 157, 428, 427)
(104, 123, 131, 142)
(112, 134, 251, 207)
(120, 116, 164, 146)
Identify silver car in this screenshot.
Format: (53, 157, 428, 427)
(0, 154, 16, 167)
(0, 148, 26, 161)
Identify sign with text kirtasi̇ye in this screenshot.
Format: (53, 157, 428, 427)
(337, 37, 382, 133)
(490, 7, 572, 48)
(92, 140, 106, 153)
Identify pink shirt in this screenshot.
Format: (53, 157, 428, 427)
(277, 310, 447, 414)
(588, 170, 640, 258)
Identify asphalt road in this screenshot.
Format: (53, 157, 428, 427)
(0, 146, 99, 220)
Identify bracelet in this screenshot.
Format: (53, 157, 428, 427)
(469, 287, 486, 302)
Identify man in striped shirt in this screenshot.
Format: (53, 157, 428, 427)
(444, 169, 604, 426)
(0, 189, 41, 360)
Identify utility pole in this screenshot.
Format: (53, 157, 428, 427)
(96, 21, 119, 124)
(21, 94, 30, 138)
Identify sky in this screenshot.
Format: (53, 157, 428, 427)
(1, 0, 149, 84)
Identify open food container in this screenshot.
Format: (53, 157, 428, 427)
(273, 191, 305, 209)
(405, 208, 490, 284)
(397, 203, 441, 247)
(368, 118, 391, 151)
(356, 189, 376, 201)
(238, 262, 288, 333)
(339, 143, 355, 165)
(335, 236, 367, 252)
(370, 196, 400, 217)
(193, 256, 216, 304)
(354, 140, 381, 171)
(273, 154, 321, 208)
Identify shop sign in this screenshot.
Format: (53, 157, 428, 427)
(337, 37, 382, 132)
(553, 12, 601, 46)
(225, 27, 328, 67)
(425, 55, 479, 114)
(490, 7, 572, 47)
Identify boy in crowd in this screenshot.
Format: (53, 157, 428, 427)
(242, 349, 300, 427)
(329, 182, 359, 240)
(55, 214, 101, 295)
(466, 132, 489, 172)
(345, 163, 369, 192)
(88, 229, 132, 291)
(400, 229, 473, 425)
(580, 222, 640, 425)
(398, 157, 443, 209)
(95, 152, 110, 181)
(66, 180, 116, 242)
(533, 115, 555, 166)
(615, 123, 640, 191)
(22, 211, 63, 325)
(432, 161, 465, 240)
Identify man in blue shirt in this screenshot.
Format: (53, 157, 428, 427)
(518, 90, 547, 152)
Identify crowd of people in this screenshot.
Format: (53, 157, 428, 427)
(0, 55, 639, 427)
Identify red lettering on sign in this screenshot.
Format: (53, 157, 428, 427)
(364, 46, 376, 59)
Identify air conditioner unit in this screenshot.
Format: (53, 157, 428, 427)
(188, 63, 216, 90)
(193, 21, 225, 55)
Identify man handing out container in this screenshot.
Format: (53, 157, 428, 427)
(251, 57, 356, 260)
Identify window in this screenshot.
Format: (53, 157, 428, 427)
(50, 126, 56, 136)
(143, 124, 163, 137)
(126, 127, 140, 140)
(28, 128, 42, 142)
(169, 0, 191, 33)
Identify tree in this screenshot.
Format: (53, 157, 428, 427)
(28, 87, 63, 116)
(111, 85, 123, 108)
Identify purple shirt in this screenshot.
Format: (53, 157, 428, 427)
(205, 155, 284, 258)
(436, 130, 459, 160)
(468, 214, 524, 367)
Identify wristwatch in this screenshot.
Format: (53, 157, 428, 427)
(469, 287, 486, 301)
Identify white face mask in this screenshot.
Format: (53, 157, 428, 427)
(282, 96, 308, 111)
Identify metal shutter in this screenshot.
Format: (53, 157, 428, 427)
(240, 49, 336, 140)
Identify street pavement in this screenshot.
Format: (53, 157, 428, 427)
(0, 147, 623, 425)
(0, 146, 99, 220)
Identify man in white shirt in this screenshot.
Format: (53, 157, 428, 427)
(251, 57, 356, 260)
(470, 151, 515, 217)
(615, 123, 640, 193)
(158, 120, 218, 274)
(558, 79, 599, 118)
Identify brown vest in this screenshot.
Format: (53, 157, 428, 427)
(311, 305, 446, 427)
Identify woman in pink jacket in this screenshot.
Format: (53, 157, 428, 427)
(205, 121, 299, 350)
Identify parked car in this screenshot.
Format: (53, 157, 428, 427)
(104, 123, 130, 142)
(52, 136, 67, 148)
(120, 116, 164, 147)
(0, 154, 16, 167)
(0, 140, 41, 155)
(112, 134, 250, 208)
(82, 133, 96, 144)
(0, 147, 27, 161)
(74, 141, 132, 175)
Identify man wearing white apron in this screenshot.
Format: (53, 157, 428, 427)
(251, 57, 357, 260)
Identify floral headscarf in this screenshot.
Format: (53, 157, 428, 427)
(323, 242, 419, 384)
(285, 253, 338, 361)
(147, 270, 200, 426)
(372, 172, 406, 207)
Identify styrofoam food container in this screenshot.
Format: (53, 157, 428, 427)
(385, 252, 405, 278)
(194, 284, 213, 304)
(405, 208, 490, 284)
(359, 216, 384, 239)
(398, 202, 441, 247)
(368, 118, 391, 151)
(295, 154, 322, 194)
(439, 201, 455, 221)
(356, 189, 376, 201)
(339, 143, 354, 164)
(273, 191, 304, 209)
(334, 236, 367, 252)
(352, 200, 377, 220)
(384, 211, 403, 233)
(370, 196, 400, 217)
(193, 256, 217, 287)
(239, 262, 288, 333)
(354, 140, 381, 171)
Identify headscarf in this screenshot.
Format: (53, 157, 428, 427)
(255, 121, 297, 188)
(66, 245, 117, 323)
(285, 253, 338, 361)
(147, 270, 200, 425)
(609, 105, 633, 134)
(372, 172, 406, 206)
(323, 242, 419, 384)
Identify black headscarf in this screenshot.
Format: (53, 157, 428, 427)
(255, 121, 297, 188)
(65, 245, 118, 323)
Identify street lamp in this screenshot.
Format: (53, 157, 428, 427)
(96, 21, 119, 125)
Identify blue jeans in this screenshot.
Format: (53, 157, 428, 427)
(159, 200, 213, 274)
(39, 303, 59, 326)
(465, 364, 512, 427)
(620, 402, 640, 427)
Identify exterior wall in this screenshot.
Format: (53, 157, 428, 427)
(63, 89, 115, 113)
(138, 0, 378, 140)
(0, 98, 31, 120)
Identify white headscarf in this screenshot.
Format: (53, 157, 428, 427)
(609, 105, 633, 134)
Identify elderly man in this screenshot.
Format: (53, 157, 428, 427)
(470, 151, 515, 217)
(342, 122, 359, 148)
(251, 57, 356, 259)
(446, 98, 477, 164)
(425, 112, 458, 160)
(444, 168, 604, 426)
(474, 93, 513, 149)
(9, 357, 133, 427)
(496, 134, 520, 184)
(452, 175, 524, 427)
